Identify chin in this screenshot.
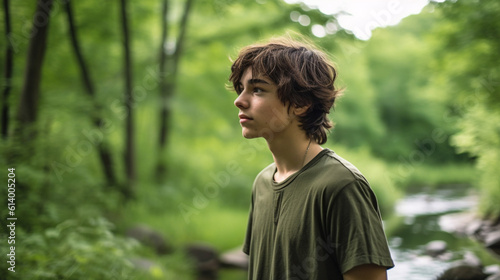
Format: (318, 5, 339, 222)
(241, 129, 258, 139)
(242, 133, 257, 139)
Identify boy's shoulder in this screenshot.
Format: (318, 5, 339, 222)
(322, 149, 367, 182)
(253, 149, 368, 188)
(305, 149, 369, 193)
(254, 162, 276, 182)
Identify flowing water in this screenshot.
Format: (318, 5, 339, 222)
(386, 184, 499, 279)
(220, 184, 499, 280)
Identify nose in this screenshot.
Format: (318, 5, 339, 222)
(234, 92, 249, 109)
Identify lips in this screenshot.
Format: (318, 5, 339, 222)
(239, 114, 252, 120)
(239, 114, 253, 123)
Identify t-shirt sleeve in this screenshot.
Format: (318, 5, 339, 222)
(326, 179, 395, 274)
(242, 192, 254, 255)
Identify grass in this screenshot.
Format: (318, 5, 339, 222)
(121, 200, 249, 252)
(219, 269, 247, 280)
(395, 162, 477, 188)
(117, 198, 249, 279)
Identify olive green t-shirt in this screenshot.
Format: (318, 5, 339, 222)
(243, 149, 394, 280)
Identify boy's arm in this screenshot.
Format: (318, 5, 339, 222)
(343, 264, 388, 280)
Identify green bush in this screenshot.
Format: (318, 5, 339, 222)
(1, 218, 144, 279)
(452, 104, 500, 218)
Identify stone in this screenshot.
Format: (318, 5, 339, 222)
(475, 220, 496, 242)
(475, 220, 494, 242)
(439, 212, 476, 235)
(126, 225, 172, 255)
(485, 230, 500, 249)
(484, 230, 500, 257)
(449, 251, 482, 268)
(185, 243, 219, 280)
(486, 273, 500, 280)
(425, 240, 447, 257)
(466, 219, 485, 237)
(436, 265, 490, 280)
(219, 247, 248, 269)
(485, 265, 500, 275)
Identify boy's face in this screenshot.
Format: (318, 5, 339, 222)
(234, 67, 295, 140)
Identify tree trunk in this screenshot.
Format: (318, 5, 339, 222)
(1, 0, 13, 139)
(15, 0, 53, 144)
(172, 0, 193, 78)
(63, 0, 117, 187)
(119, 0, 135, 198)
(11, 0, 53, 230)
(156, 0, 194, 179)
(156, 0, 169, 178)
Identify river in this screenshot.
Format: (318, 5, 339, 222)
(386, 184, 498, 279)
(220, 184, 499, 280)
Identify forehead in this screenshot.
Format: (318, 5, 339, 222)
(239, 67, 273, 85)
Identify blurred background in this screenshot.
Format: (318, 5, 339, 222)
(1, 0, 499, 279)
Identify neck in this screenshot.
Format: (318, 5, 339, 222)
(268, 134, 323, 182)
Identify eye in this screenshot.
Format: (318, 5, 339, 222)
(253, 87, 263, 94)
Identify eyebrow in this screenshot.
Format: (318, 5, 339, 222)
(247, 78, 271, 85)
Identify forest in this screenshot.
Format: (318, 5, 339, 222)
(1, 0, 499, 279)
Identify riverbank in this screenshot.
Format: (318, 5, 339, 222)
(438, 210, 500, 279)
(385, 184, 500, 279)
(441, 211, 500, 258)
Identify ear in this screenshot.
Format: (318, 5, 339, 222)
(293, 104, 310, 117)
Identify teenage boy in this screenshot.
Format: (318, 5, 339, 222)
(229, 37, 394, 280)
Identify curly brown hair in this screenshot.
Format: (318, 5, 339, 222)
(229, 37, 341, 144)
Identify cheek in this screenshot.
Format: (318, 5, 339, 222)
(254, 100, 291, 126)
(266, 109, 293, 132)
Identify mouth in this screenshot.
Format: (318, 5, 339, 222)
(239, 114, 253, 123)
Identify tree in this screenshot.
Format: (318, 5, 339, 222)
(63, 0, 117, 187)
(1, 0, 13, 139)
(15, 0, 54, 149)
(119, 0, 135, 198)
(156, 0, 194, 179)
(434, 0, 500, 219)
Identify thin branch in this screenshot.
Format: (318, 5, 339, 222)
(63, 0, 94, 95)
(172, 0, 194, 77)
(120, 0, 135, 197)
(1, 0, 13, 139)
(158, 0, 169, 148)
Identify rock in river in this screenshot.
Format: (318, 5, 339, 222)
(436, 265, 490, 280)
(485, 230, 500, 256)
(426, 240, 448, 257)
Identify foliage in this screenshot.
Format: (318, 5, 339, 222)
(452, 105, 500, 217)
(1, 0, 497, 278)
(433, 0, 500, 218)
(395, 162, 477, 188)
(0, 218, 144, 279)
(331, 9, 466, 164)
